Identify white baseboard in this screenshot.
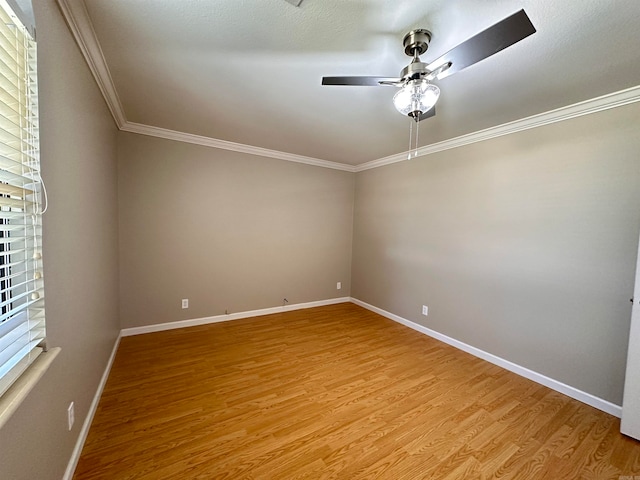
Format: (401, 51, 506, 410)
(63, 334, 121, 480)
(350, 298, 623, 418)
(62, 296, 621, 479)
(120, 297, 351, 337)
(63, 297, 349, 477)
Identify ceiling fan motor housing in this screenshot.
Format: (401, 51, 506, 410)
(403, 29, 432, 57)
(400, 61, 431, 82)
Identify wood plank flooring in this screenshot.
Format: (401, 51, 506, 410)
(74, 303, 640, 479)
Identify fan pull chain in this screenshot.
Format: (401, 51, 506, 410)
(415, 117, 420, 158)
(407, 117, 420, 160)
(407, 118, 413, 159)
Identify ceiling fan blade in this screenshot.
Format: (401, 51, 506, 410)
(417, 107, 436, 122)
(322, 76, 401, 86)
(428, 9, 536, 79)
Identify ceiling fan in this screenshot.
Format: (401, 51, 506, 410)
(322, 9, 536, 123)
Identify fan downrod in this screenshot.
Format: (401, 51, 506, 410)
(403, 29, 432, 57)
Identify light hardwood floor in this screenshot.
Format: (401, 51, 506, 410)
(74, 303, 640, 479)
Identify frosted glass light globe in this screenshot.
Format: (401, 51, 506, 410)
(393, 79, 440, 117)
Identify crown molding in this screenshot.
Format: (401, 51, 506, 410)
(356, 85, 640, 172)
(57, 0, 639, 174)
(121, 122, 356, 172)
(56, 0, 353, 172)
(56, 0, 126, 127)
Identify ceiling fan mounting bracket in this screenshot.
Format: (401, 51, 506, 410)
(403, 29, 432, 57)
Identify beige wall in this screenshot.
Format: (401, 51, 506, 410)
(118, 133, 354, 329)
(0, 1, 120, 478)
(352, 102, 640, 405)
(1, 2, 638, 476)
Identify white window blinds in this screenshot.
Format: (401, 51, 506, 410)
(0, 0, 45, 397)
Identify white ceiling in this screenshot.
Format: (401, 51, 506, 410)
(59, 0, 640, 166)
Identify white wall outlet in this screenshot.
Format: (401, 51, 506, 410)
(67, 402, 75, 431)
(337, 282, 342, 290)
(422, 305, 428, 316)
(181, 299, 189, 309)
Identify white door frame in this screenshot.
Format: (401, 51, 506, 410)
(621, 232, 640, 439)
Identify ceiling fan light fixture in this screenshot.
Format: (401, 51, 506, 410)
(393, 79, 440, 119)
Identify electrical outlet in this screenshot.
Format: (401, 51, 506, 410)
(422, 305, 428, 316)
(181, 299, 189, 309)
(67, 402, 75, 431)
(337, 282, 342, 290)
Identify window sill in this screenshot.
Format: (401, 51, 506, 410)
(0, 347, 61, 429)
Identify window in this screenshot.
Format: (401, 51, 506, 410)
(0, 0, 45, 398)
